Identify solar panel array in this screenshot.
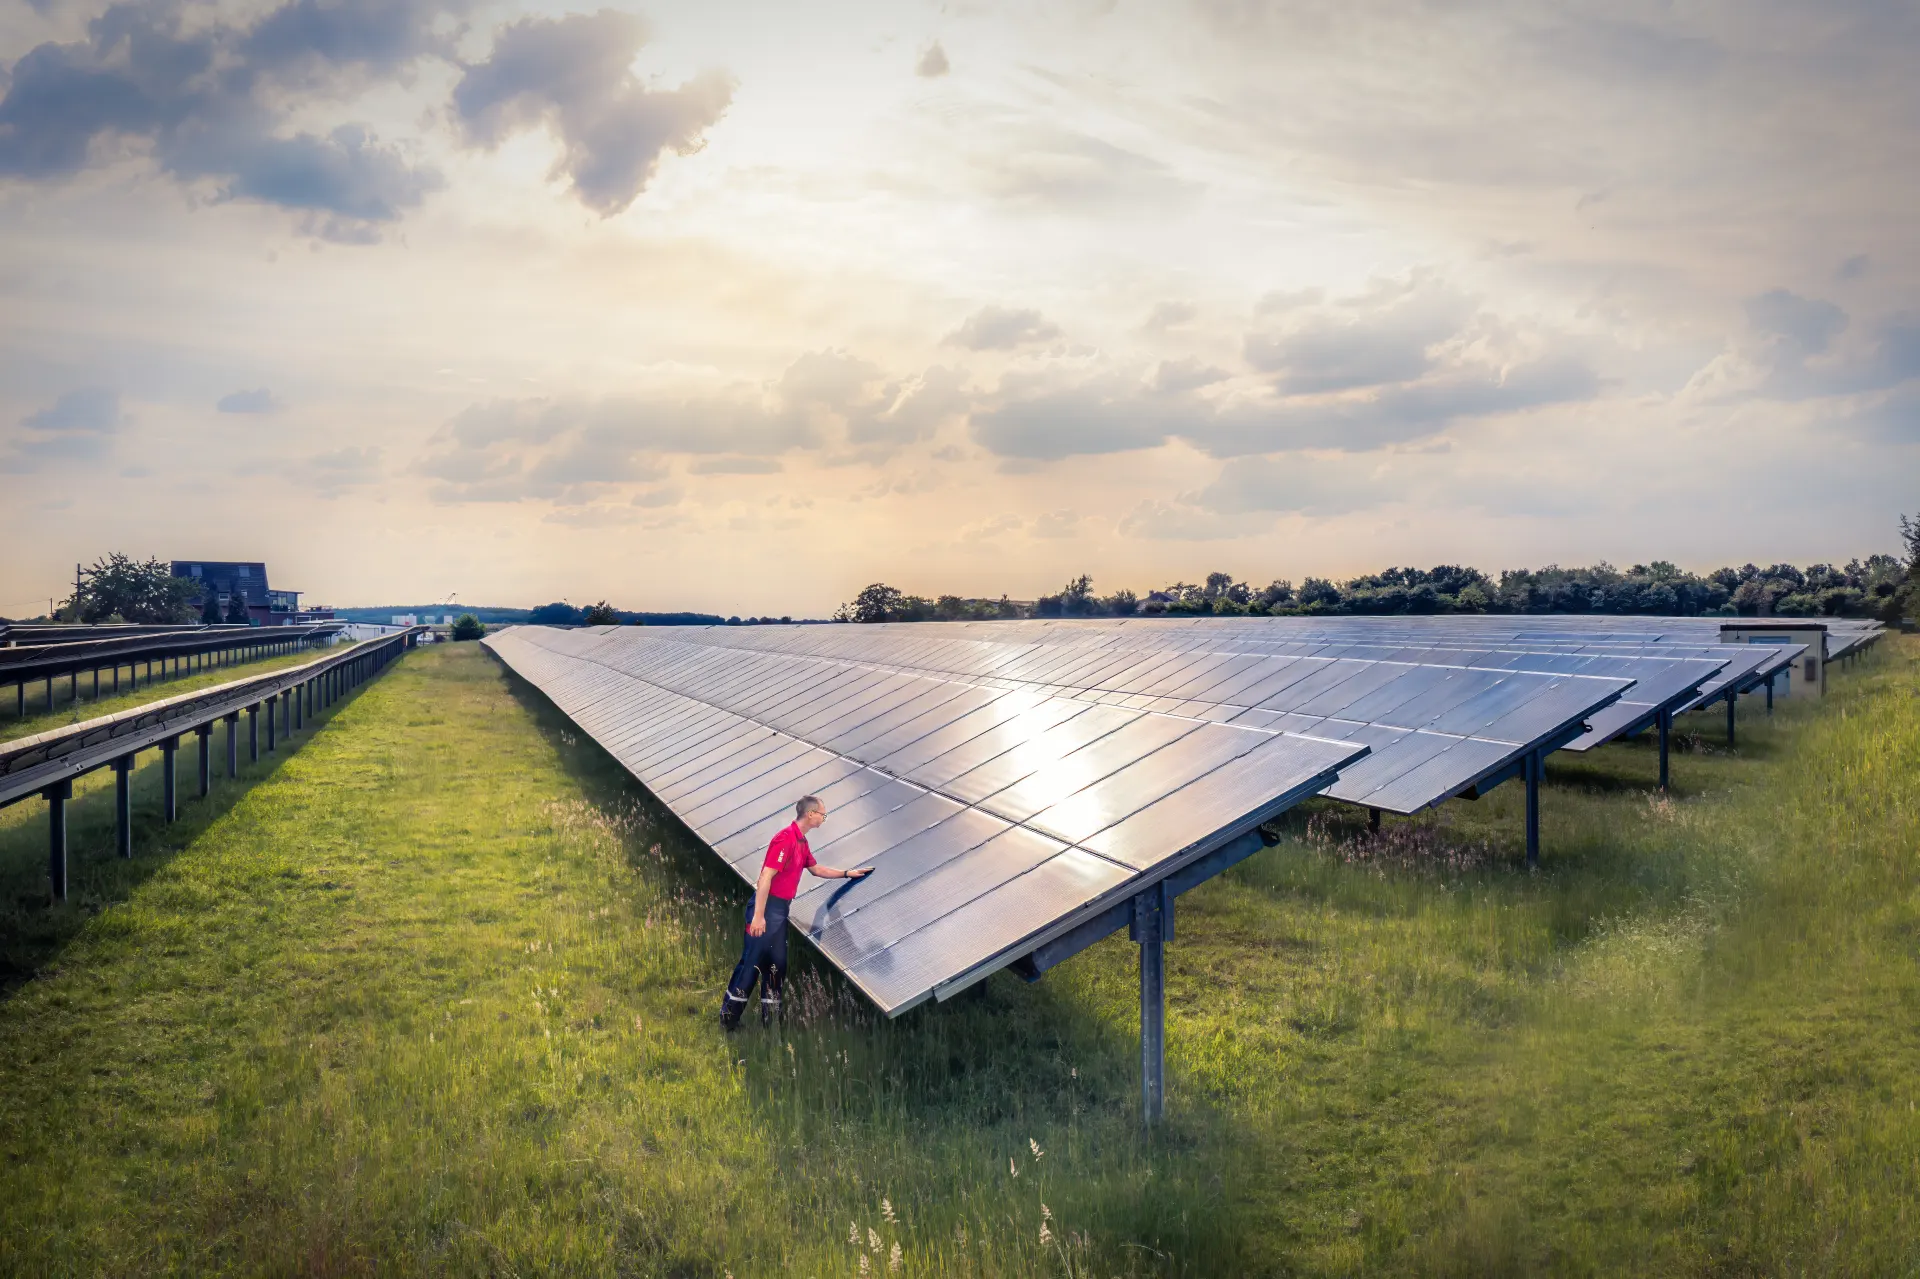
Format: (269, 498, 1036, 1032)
(644, 623, 1636, 812)
(489, 612, 1881, 1017)
(485, 626, 1365, 1014)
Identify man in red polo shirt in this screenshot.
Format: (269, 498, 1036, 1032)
(719, 795, 874, 1030)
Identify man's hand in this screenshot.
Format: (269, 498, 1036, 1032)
(748, 915, 767, 937)
(847, 866, 875, 879)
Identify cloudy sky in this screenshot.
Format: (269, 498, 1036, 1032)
(1, 0, 1914, 617)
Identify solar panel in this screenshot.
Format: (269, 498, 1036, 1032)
(484, 626, 1367, 1016)
(649, 623, 1634, 816)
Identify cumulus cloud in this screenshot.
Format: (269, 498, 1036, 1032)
(1194, 453, 1381, 516)
(2, 388, 123, 471)
(1142, 301, 1197, 332)
(452, 9, 734, 216)
(945, 306, 1062, 351)
(1151, 358, 1230, 394)
(1745, 288, 1847, 358)
(967, 348, 1597, 461)
(217, 388, 282, 413)
(0, 0, 450, 241)
(417, 350, 964, 502)
(1244, 281, 1472, 394)
(916, 41, 950, 77)
(968, 375, 1175, 460)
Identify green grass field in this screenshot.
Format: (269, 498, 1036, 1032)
(0, 638, 1914, 1276)
(0, 642, 337, 744)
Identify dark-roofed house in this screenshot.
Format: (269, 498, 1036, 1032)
(171, 560, 326, 626)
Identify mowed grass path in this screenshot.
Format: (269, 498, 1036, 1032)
(0, 638, 1916, 1275)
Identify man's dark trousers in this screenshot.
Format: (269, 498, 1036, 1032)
(720, 896, 789, 1029)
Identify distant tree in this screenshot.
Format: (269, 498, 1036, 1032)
(1253, 580, 1295, 613)
(849, 583, 907, 623)
(582, 600, 620, 625)
(1038, 574, 1102, 618)
(449, 613, 485, 641)
(528, 601, 583, 625)
(226, 591, 252, 624)
(62, 553, 199, 623)
(1105, 588, 1139, 616)
(1901, 512, 1920, 576)
(200, 592, 224, 624)
(1297, 577, 1342, 611)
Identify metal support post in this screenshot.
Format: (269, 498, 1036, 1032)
(44, 674, 53, 712)
(162, 737, 178, 821)
(113, 665, 119, 694)
(1657, 710, 1671, 792)
(247, 704, 259, 762)
(92, 668, 99, 699)
(114, 755, 134, 858)
(225, 713, 239, 777)
(1766, 673, 1775, 713)
(1524, 750, 1541, 868)
(1725, 691, 1736, 747)
(197, 724, 213, 797)
(1131, 885, 1172, 1126)
(47, 780, 72, 902)
(14, 681, 21, 717)
(295, 682, 305, 729)
(1368, 806, 1381, 833)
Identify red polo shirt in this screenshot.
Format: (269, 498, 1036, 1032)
(763, 822, 816, 901)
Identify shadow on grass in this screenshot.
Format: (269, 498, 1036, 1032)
(0, 682, 377, 997)
(492, 655, 1254, 1270)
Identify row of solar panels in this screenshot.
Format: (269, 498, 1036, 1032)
(629, 619, 1785, 802)
(487, 627, 1366, 1014)
(486, 614, 1873, 1017)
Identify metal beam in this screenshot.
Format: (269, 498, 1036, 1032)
(1524, 749, 1542, 868)
(1657, 709, 1671, 792)
(161, 737, 178, 822)
(46, 779, 70, 902)
(1131, 883, 1171, 1126)
(114, 755, 134, 858)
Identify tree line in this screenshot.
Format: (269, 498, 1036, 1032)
(837, 515, 1920, 624)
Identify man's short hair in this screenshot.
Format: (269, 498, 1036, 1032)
(796, 795, 823, 820)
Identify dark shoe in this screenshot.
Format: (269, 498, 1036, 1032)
(719, 992, 747, 1032)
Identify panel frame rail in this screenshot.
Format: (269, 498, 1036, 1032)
(1, 621, 348, 722)
(0, 628, 425, 904)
